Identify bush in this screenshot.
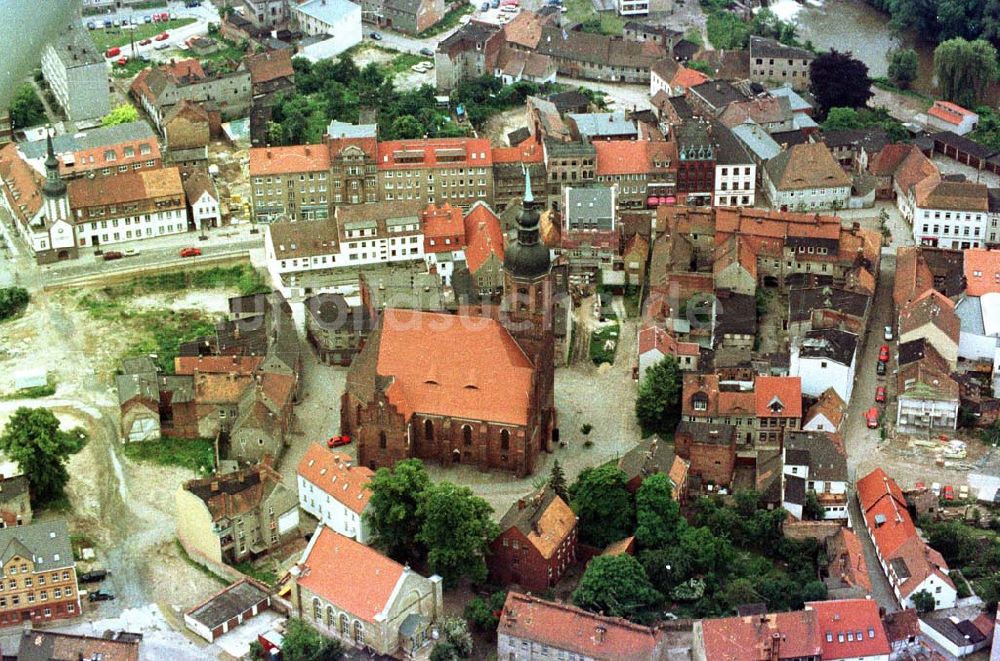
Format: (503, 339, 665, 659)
(0, 288, 29, 322)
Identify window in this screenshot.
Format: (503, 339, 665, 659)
(463, 425, 472, 446)
(501, 429, 510, 450)
(379, 431, 387, 449)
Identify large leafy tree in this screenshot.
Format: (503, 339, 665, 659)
(280, 619, 343, 661)
(887, 48, 919, 89)
(809, 50, 874, 118)
(0, 408, 86, 506)
(572, 555, 662, 619)
(569, 465, 635, 548)
(934, 38, 998, 109)
(101, 103, 139, 126)
(0, 288, 29, 322)
(365, 459, 431, 562)
(416, 482, 498, 587)
(635, 356, 683, 436)
(635, 473, 684, 550)
(9, 84, 45, 130)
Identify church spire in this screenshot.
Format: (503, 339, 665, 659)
(503, 166, 550, 279)
(41, 127, 66, 199)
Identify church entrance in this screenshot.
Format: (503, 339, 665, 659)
(451, 450, 461, 464)
(57, 250, 69, 261)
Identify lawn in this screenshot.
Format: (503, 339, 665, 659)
(563, 0, 623, 36)
(197, 35, 252, 64)
(89, 18, 197, 51)
(234, 561, 279, 587)
(387, 52, 428, 74)
(420, 4, 474, 37)
(121, 436, 216, 475)
(589, 317, 620, 365)
(112, 57, 153, 79)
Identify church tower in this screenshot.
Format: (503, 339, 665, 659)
(503, 169, 556, 455)
(41, 130, 69, 225)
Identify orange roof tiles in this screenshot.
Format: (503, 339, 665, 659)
(527, 495, 576, 559)
(637, 325, 699, 357)
(67, 167, 184, 210)
(899, 288, 959, 344)
(715, 206, 842, 242)
(894, 148, 938, 196)
(375, 309, 534, 425)
(856, 467, 907, 512)
(175, 355, 263, 375)
(594, 140, 647, 176)
(928, 100, 976, 126)
(250, 144, 330, 176)
(827, 528, 872, 594)
(244, 49, 294, 85)
(463, 202, 504, 273)
(754, 375, 802, 418)
(297, 443, 373, 515)
(297, 527, 405, 622)
(892, 246, 934, 309)
(868, 143, 914, 177)
(807, 599, 890, 659)
(804, 387, 845, 431)
(422, 203, 465, 253)
(699, 610, 823, 660)
(499, 592, 669, 660)
(377, 137, 493, 170)
(491, 136, 544, 164)
(964, 248, 1000, 296)
(892, 534, 955, 598)
(671, 65, 709, 91)
(0, 143, 44, 228)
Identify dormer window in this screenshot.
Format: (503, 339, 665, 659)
(768, 396, 784, 413)
(692, 393, 708, 411)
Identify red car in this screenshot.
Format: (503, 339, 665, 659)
(875, 386, 886, 403)
(155, 32, 169, 41)
(179, 247, 202, 257)
(115, 57, 128, 66)
(105, 47, 121, 58)
(879, 344, 890, 362)
(139, 38, 152, 45)
(943, 485, 955, 501)
(327, 435, 351, 448)
(865, 407, 879, 429)
(102, 251, 124, 261)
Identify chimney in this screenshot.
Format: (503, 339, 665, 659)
(769, 632, 781, 661)
(517, 498, 526, 510)
(210, 481, 220, 492)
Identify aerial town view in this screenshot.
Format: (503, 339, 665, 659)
(2, 0, 1000, 658)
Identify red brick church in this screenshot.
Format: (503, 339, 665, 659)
(341, 175, 556, 476)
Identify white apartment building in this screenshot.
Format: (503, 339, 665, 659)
(41, 24, 112, 122)
(913, 179, 990, 250)
(782, 432, 849, 521)
(296, 444, 372, 544)
(790, 329, 858, 404)
(616, 0, 672, 16)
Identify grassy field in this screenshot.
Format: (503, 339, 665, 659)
(563, 0, 623, 35)
(589, 318, 621, 365)
(121, 436, 216, 475)
(89, 18, 197, 51)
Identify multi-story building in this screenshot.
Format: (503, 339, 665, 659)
(790, 328, 859, 403)
(594, 141, 651, 209)
(243, 0, 291, 28)
(292, 0, 363, 54)
(249, 144, 331, 223)
(176, 464, 300, 565)
(435, 22, 502, 92)
(67, 167, 188, 248)
(381, 0, 445, 35)
(912, 177, 990, 249)
(616, 0, 672, 16)
(782, 430, 849, 520)
(749, 36, 815, 91)
(304, 293, 374, 366)
(492, 137, 546, 212)
(376, 137, 494, 209)
(16, 629, 142, 661)
(246, 50, 296, 147)
(326, 121, 379, 205)
(542, 139, 595, 200)
(0, 520, 81, 628)
(40, 23, 111, 122)
(0, 113, 12, 146)
(297, 444, 374, 544)
(131, 59, 251, 132)
(17, 121, 161, 181)
(534, 26, 666, 84)
(712, 121, 756, 207)
(681, 373, 802, 447)
(764, 142, 852, 211)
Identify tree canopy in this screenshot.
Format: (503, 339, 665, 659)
(278, 619, 344, 661)
(0, 288, 29, 322)
(821, 107, 910, 142)
(865, 0, 1000, 48)
(572, 555, 662, 619)
(635, 356, 683, 436)
(569, 465, 635, 548)
(101, 103, 139, 127)
(416, 482, 498, 587)
(635, 473, 684, 550)
(933, 38, 998, 109)
(887, 48, 919, 89)
(0, 408, 86, 506)
(809, 50, 874, 118)
(9, 84, 45, 131)
(365, 459, 431, 562)
(548, 459, 569, 504)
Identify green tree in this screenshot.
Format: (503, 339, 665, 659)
(887, 48, 919, 89)
(911, 589, 936, 613)
(388, 115, 425, 140)
(569, 465, 635, 548)
(102, 103, 139, 127)
(680, 525, 734, 575)
(809, 50, 874, 118)
(548, 459, 569, 503)
(635, 356, 683, 436)
(803, 491, 824, 520)
(635, 473, 684, 550)
(0, 288, 29, 322)
(572, 555, 662, 619)
(365, 459, 431, 562)
(934, 38, 999, 108)
(640, 546, 693, 595)
(275, 619, 343, 661)
(9, 84, 45, 130)
(464, 590, 507, 632)
(416, 482, 498, 587)
(430, 617, 473, 660)
(0, 408, 86, 506)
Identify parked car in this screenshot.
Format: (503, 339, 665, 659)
(865, 407, 879, 429)
(179, 247, 202, 257)
(875, 386, 886, 403)
(112, 19, 120, 27)
(88, 589, 115, 602)
(879, 344, 890, 362)
(139, 38, 152, 45)
(154, 42, 170, 50)
(144, 14, 153, 23)
(102, 251, 124, 261)
(491, 0, 500, 7)
(327, 435, 351, 448)
(86, 21, 97, 29)
(155, 31, 169, 41)
(419, 47, 434, 56)
(422, 60, 433, 69)
(480, 1, 489, 9)
(931, 482, 941, 496)
(105, 47, 122, 58)
(876, 360, 886, 376)
(369, 31, 382, 40)
(78, 569, 108, 583)
(884, 325, 893, 340)
(115, 57, 128, 66)
(959, 485, 969, 499)
(943, 485, 955, 501)
(124, 248, 138, 257)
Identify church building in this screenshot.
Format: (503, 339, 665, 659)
(341, 173, 556, 476)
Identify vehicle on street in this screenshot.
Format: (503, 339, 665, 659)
(105, 47, 121, 58)
(124, 248, 138, 257)
(115, 57, 128, 66)
(411, 64, 426, 73)
(86, 21, 96, 29)
(154, 42, 170, 50)
(875, 386, 886, 403)
(169, 12, 177, 19)
(865, 407, 878, 429)
(879, 344, 890, 362)
(944, 485, 955, 501)
(876, 361, 886, 376)
(884, 325, 893, 340)
(327, 435, 351, 448)
(144, 15, 152, 23)
(155, 32, 169, 41)
(959, 485, 969, 499)
(179, 247, 202, 257)
(480, 1, 489, 9)
(112, 19, 120, 27)
(420, 47, 434, 56)
(88, 589, 115, 602)
(139, 38, 152, 45)
(369, 32, 382, 40)
(491, 0, 500, 7)
(78, 569, 108, 583)
(102, 251, 124, 261)
(422, 60, 433, 69)
(931, 482, 941, 496)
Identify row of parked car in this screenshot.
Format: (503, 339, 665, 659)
(865, 327, 896, 429)
(102, 247, 201, 261)
(86, 12, 174, 30)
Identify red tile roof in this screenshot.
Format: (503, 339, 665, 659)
(491, 136, 544, 164)
(463, 202, 504, 273)
(892, 246, 934, 309)
(671, 65, 709, 91)
(928, 100, 976, 126)
(827, 528, 872, 595)
(421, 203, 465, 253)
(857, 467, 907, 513)
(296, 527, 405, 622)
(498, 592, 668, 660)
(175, 355, 263, 375)
(377, 137, 493, 170)
(244, 49, 294, 85)
(894, 148, 938, 196)
(637, 325, 699, 357)
(715, 207, 842, 242)
(882, 609, 919, 644)
(868, 143, 914, 177)
(250, 145, 330, 176)
(297, 443, 373, 514)
(699, 610, 823, 660)
(964, 248, 1000, 296)
(807, 599, 890, 659)
(754, 376, 802, 418)
(0, 143, 44, 229)
(375, 309, 534, 425)
(594, 140, 646, 176)
(67, 167, 184, 209)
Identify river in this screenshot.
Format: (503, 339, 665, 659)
(765, 0, 937, 94)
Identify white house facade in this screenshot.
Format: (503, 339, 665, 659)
(297, 444, 373, 544)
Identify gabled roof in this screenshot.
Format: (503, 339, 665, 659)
(0, 520, 74, 571)
(893, 147, 939, 196)
(67, 167, 184, 210)
(765, 142, 851, 191)
(826, 528, 872, 595)
(784, 430, 847, 482)
(754, 375, 802, 418)
(856, 467, 907, 513)
(897, 361, 959, 403)
(964, 248, 1000, 296)
(881, 609, 919, 644)
(297, 444, 374, 515)
(463, 202, 504, 273)
(244, 49, 294, 85)
(497, 487, 576, 559)
(806, 599, 890, 659)
(297, 527, 408, 622)
(914, 177, 989, 212)
(803, 387, 845, 431)
(698, 609, 823, 660)
(638, 325, 699, 357)
(17, 630, 141, 661)
(927, 100, 977, 126)
(899, 288, 960, 345)
(184, 464, 288, 522)
(249, 144, 330, 176)
(868, 143, 914, 177)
